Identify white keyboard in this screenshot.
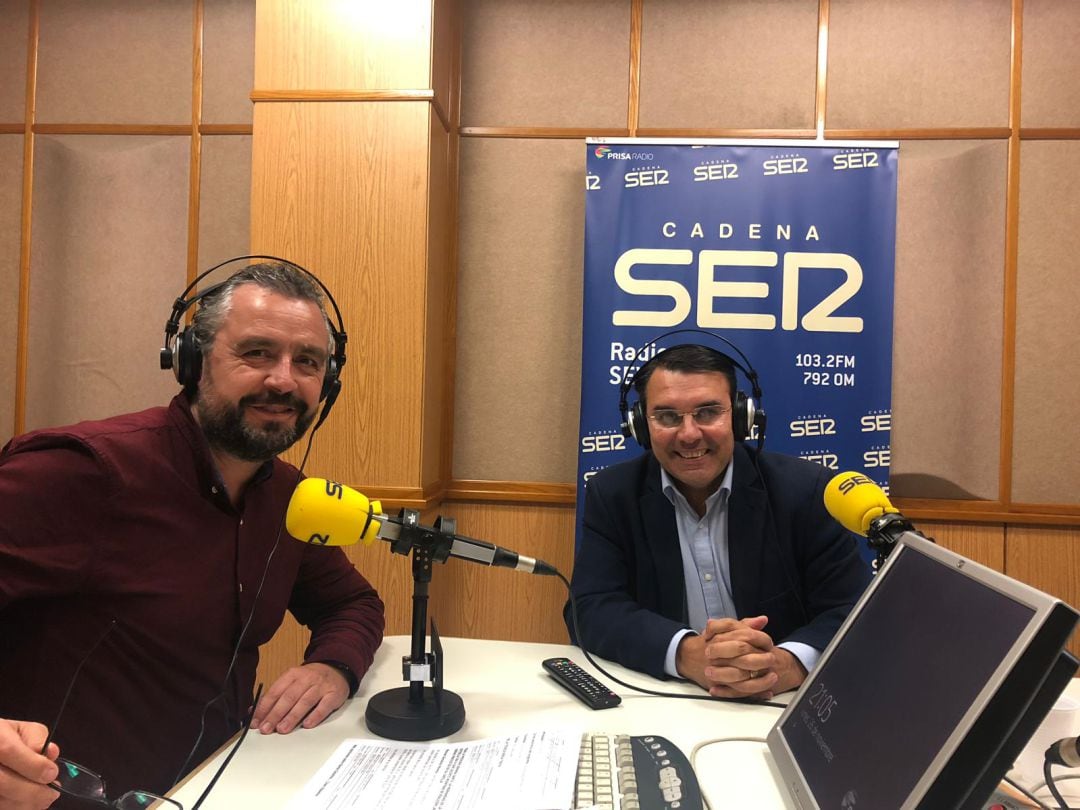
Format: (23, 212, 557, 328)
(573, 732, 703, 810)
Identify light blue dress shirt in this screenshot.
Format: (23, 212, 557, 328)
(660, 463, 818, 679)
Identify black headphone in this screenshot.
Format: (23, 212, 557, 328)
(159, 255, 348, 411)
(618, 329, 767, 450)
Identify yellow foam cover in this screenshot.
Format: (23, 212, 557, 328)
(823, 471, 898, 536)
(286, 477, 383, 547)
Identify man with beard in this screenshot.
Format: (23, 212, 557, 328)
(0, 262, 385, 809)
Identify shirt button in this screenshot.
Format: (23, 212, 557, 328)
(211, 485, 219, 494)
(704, 573, 713, 582)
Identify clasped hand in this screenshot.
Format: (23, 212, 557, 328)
(676, 616, 806, 699)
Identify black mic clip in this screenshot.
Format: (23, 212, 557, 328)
(385, 509, 456, 564)
(866, 512, 918, 552)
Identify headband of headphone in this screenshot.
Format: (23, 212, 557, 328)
(159, 255, 348, 412)
(617, 329, 767, 450)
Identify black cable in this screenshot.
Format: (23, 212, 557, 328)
(1044, 759, 1075, 810)
(171, 419, 323, 787)
(556, 570, 787, 710)
(1002, 775, 1052, 810)
(190, 683, 265, 810)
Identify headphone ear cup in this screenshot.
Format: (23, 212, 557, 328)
(320, 357, 340, 402)
(630, 400, 651, 450)
(732, 390, 750, 442)
(174, 329, 202, 389)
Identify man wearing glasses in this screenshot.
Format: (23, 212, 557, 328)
(566, 344, 870, 700)
(0, 263, 385, 808)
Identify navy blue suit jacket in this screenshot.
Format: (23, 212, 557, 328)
(565, 443, 871, 680)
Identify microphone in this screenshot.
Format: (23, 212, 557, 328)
(1045, 735, 1080, 768)
(823, 471, 927, 554)
(286, 478, 558, 576)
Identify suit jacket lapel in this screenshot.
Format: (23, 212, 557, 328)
(728, 444, 769, 618)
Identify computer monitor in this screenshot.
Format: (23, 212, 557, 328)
(767, 531, 1079, 810)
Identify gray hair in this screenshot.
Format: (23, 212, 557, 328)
(190, 261, 335, 357)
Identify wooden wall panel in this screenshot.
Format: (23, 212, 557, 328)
(423, 112, 453, 490)
(197, 135, 252, 271)
(460, 0, 630, 128)
(826, 0, 1011, 129)
(36, 0, 192, 124)
(1005, 526, 1080, 661)
(1021, 0, 1080, 127)
(0, 0, 28, 122)
(453, 137, 585, 482)
(26, 136, 187, 430)
(638, 0, 818, 130)
(889, 141, 1007, 501)
(203, 0, 256, 125)
(920, 520, 1005, 572)
(254, 0, 434, 92)
(251, 101, 430, 491)
(427, 501, 578, 644)
(1013, 141, 1080, 505)
(0, 135, 21, 445)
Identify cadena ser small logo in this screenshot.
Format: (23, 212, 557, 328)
(594, 145, 611, 159)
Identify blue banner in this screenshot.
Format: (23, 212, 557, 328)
(577, 139, 899, 541)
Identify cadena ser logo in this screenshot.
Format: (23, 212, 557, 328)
(763, 152, 809, 177)
(624, 166, 670, 189)
(692, 159, 739, 183)
(790, 414, 837, 438)
(594, 145, 612, 159)
(833, 149, 881, 171)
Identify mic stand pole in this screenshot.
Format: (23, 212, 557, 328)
(364, 510, 466, 741)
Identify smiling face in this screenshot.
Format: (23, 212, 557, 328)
(644, 367, 736, 509)
(192, 284, 330, 462)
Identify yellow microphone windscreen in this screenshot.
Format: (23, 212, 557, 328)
(823, 471, 898, 536)
(286, 477, 382, 547)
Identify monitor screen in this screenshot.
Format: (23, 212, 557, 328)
(767, 532, 1078, 810)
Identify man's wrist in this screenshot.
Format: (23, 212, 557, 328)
(307, 659, 358, 697)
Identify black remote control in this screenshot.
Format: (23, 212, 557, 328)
(542, 657, 622, 709)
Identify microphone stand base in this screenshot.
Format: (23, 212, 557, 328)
(365, 686, 466, 741)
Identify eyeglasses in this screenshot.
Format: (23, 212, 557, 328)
(647, 405, 730, 429)
(41, 620, 262, 810)
(52, 760, 181, 809)
(40, 622, 182, 808)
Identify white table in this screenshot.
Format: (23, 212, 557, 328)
(170, 635, 794, 809)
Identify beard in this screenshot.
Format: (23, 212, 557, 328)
(194, 387, 316, 463)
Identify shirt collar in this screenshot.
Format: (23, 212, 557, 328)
(659, 457, 734, 512)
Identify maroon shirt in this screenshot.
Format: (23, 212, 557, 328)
(0, 395, 385, 800)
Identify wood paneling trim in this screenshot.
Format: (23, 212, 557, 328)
(187, 0, 204, 286)
(1021, 128, 1080, 140)
(460, 126, 630, 139)
(251, 89, 435, 102)
(825, 128, 1012, 139)
(0, 124, 21, 134)
(199, 124, 253, 135)
(33, 124, 192, 135)
(445, 480, 576, 505)
(14, 0, 39, 437)
(999, 0, 1023, 505)
(249, 89, 449, 130)
(626, 0, 642, 136)
(815, 0, 830, 138)
(637, 128, 819, 139)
